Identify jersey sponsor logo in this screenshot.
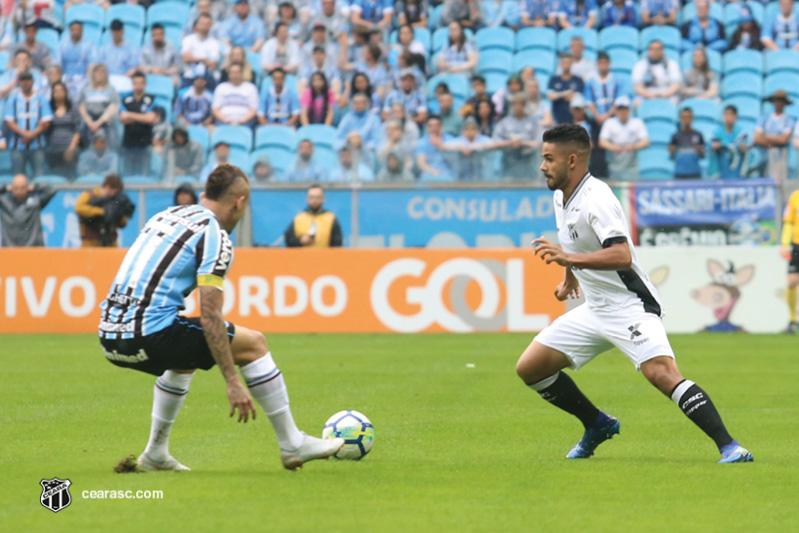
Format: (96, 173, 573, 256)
(103, 348, 149, 363)
(99, 320, 135, 333)
(40, 478, 72, 513)
(215, 234, 233, 273)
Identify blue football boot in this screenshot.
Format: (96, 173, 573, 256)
(718, 441, 754, 463)
(566, 413, 620, 459)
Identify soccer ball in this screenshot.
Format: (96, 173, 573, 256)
(322, 410, 375, 460)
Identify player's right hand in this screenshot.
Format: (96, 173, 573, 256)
(227, 381, 257, 423)
(554, 281, 580, 302)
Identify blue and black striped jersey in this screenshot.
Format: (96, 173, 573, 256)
(99, 205, 233, 339)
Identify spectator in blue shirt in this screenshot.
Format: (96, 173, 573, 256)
(711, 105, 749, 179)
(436, 22, 479, 79)
(681, 1, 727, 52)
(669, 107, 705, 179)
(382, 69, 427, 127)
(220, 0, 266, 53)
(287, 139, 328, 182)
(342, 43, 390, 101)
(55, 21, 95, 99)
(4, 72, 53, 177)
(78, 130, 120, 177)
(258, 67, 301, 126)
(642, 0, 678, 27)
(755, 90, 796, 183)
(584, 52, 627, 127)
(416, 115, 455, 181)
(199, 141, 231, 183)
(177, 75, 215, 126)
(336, 92, 383, 150)
(556, 0, 598, 29)
(603, 0, 637, 28)
(329, 144, 376, 182)
(547, 53, 585, 125)
(762, 0, 799, 50)
(521, 0, 557, 28)
(0, 49, 45, 100)
(93, 20, 140, 78)
(350, 0, 394, 32)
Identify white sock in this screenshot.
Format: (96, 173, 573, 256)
(143, 370, 193, 462)
(241, 353, 304, 451)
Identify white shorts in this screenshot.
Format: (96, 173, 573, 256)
(534, 304, 675, 371)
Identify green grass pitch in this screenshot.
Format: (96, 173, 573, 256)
(2, 333, 797, 532)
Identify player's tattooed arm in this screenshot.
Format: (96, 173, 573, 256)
(199, 286, 239, 383)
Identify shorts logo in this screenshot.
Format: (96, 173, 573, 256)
(40, 478, 72, 513)
(628, 323, 642, 340)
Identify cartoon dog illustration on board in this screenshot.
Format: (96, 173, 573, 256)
(691, 260, 754, 332)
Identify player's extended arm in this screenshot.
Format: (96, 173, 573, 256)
(199, 285, 256, 422)
(533, 237, 632, 271)
(554, 267, 581, 301)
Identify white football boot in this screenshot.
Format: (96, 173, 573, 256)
(137, 453, 191, 472)
(280, 433, 345, 471)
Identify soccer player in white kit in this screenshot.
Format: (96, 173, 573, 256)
(515, 125, 753, 463)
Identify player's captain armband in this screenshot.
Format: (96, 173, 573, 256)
(197, 274, 225, 290)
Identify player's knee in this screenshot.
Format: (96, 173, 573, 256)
(641, 357, 681, 391)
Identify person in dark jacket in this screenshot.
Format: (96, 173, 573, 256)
(0, 174, 55, 247)
(284, 184, 343, 247)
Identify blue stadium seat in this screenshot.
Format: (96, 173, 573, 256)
(255, 125, 297, 151)
(17, 28, 59, 54)
(680, 49, 722, 75)
(295, 125, 336, 150)
(211, 126, 253, 152)
(247, 148, 270, 174)
(515, 27, 556, 53)
(638, 98, 677, 125)
(146, 75, 175, 102)
(484, 72, 509, 95)
(432, 26, 474, 53)
(106, 4, 146, 32)
(64, 4, 105, 31)
(187, 125, 210, 152)
(723, 49, 764, 76)
(0, 174, 14, 185)
(245, 51, 263, 84)
(34, 175, 69, 184)
(0, 152, 10, 173)
(638, 147, 675, 180)
(646, 123, 677, 147)
(314, 146, 338, 171)
(75, 175, 105, 185)
(723, 2, 765, 36)
(765, 50, 799, 76)
(764, 73, 799, 101)
(640, 26, 681, 54)
(428, 4, 443, 29)
(535, 72, 551, 94)
(100, 29, 144, 46)
(557, 28, 598, 53)
(608, 49, 638, 75)
(475, 27, 515, 52)
(143, 26, 183, 48)
(721, 72, 763, 100)
(599, 26, 639, 53)
(477, 49, 513, 76)
(124, 175, 160, 185)
(146, 1, 191, 31)
(426, 73, 469, 101)
(512, 50, 556, 76)
(265, 149, 294, 181)
(721, 97, 761, 122)
(691, 120, 719, 144)
(0, 51, 9, 73)
(680, 98, 722, 123)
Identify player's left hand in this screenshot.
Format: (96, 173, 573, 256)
(227, 381, 257, 423)
(532, 237, 572, 267)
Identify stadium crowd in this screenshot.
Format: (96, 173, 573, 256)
(1, 0, 799, 184)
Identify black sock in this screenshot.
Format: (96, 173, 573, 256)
(670, 379, 734, 450)
(529, 371, 600, 429)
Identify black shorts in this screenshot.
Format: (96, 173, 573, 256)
(790, 244, 799, 274)
(100, 317, 236, 376)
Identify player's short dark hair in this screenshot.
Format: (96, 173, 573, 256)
(131, 70, 146, 81)
(597, 51, 610, 62)
(308, 183, 323, 191)
(205, 164, 249, 200)
(725, 105, 738, 114)
(152, 23, 165, 32)
(542, 124, 591, 151)
(103, 174, 124, 191)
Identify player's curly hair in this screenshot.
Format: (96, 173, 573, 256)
(205, 164, 249, 201)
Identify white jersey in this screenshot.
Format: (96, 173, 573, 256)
(554, 173, 663, 316)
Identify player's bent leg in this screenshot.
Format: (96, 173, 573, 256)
(233, 326, 344, 470)
(517, 341, 619, 459)
(647, 359, 753, 463)
(137, 369, 195, 472)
